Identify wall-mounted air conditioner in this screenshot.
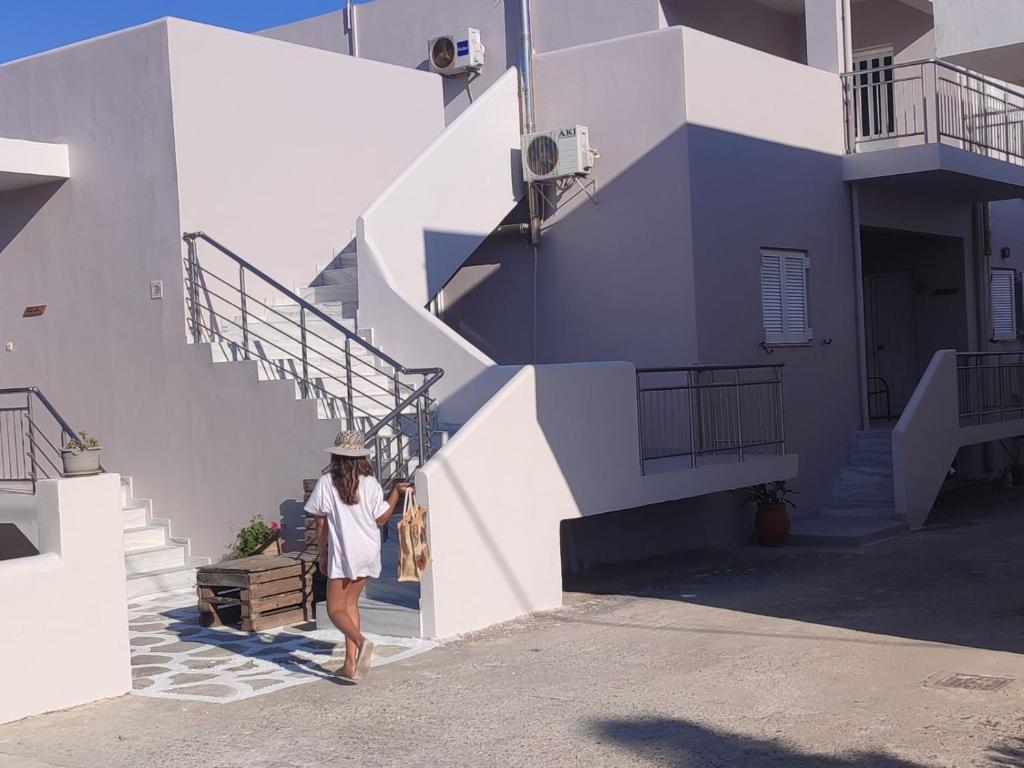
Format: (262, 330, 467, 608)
(521, 125, 596, 182)
(428, 29, 485, 75)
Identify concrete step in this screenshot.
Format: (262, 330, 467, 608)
(125, 543, 187, 575)
(299, 285, 358, 308)
(123, 524, 168, 552)
(315, 598, 420, 639)
(821, 504, 896, 518)
(122, 502, 149, 530)
(126, 563, 201, 600)
(836, 465, 893, 484)
(788, 516, 908, 547)
(827, 480, 894, 505)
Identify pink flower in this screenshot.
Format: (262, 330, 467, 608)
(269, 521, 279, 531)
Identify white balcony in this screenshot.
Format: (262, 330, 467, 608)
(842, 59, 1024, 200)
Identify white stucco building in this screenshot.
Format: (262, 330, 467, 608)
(3, 0, 1024, 718)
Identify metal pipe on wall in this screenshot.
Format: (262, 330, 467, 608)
(518, 0, 542, 246)
(851, 182, 870, 429)
(841, 0, 853, 72)
(347, 0, 359, 58)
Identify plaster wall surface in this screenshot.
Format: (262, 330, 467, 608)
(259, 0, 662, 124)
(0, 20, 442, 558)
(169, 19, 445, 293)
(528, 27, 699, 366)
(852, 0, 936, 61)
(934, 0, 1024, 84)
(660, 0, 807, 63)
(0, 475, 129, 724)
(682, 27, 857, 515)
(356, 68, 523, 423)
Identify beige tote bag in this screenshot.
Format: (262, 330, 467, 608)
(397, 489, 431, 582)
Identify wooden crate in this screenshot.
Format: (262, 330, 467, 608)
(197, 554, 315, 632)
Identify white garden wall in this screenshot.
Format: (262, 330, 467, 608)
(0, 475, 130, 724)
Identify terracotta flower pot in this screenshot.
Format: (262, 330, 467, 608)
(755, 503, 790, 546)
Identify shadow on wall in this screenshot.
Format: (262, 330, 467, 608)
(0, 180, 64, 252)
(590, 717, 930, 767)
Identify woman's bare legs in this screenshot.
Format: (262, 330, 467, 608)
(326, 577, 366, 676)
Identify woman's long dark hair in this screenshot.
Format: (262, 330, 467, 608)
(331, 455, 375, 505)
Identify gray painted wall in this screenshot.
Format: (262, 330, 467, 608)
(661, 0, 807, 63)
(852, 0, 936, 61)
(259, 0, 664, 125)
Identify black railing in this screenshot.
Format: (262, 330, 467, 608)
(636, 364, 786, 474)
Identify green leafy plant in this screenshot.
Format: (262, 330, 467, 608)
(233, 516, 281, 558)
(63, 431, 100, 455)
(746, 480, 797, 508)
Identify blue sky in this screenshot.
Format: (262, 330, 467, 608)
(0, 0, 371, 64)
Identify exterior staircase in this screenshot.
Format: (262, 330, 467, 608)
(790, 429, 909, 546)
(191, 236, 446, 486)
(122, 476, 209, 600)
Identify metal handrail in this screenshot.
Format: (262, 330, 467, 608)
(182, 232, 444, 480)
(843, 58, 1024, 99)
(956, 351, 1024, 424)
(636, 364, 786, 473)
(0, 387, 82, 443)
(842, 57, 1024, 165)
(0, 387, 91, 492)
(184, 232, 441, 380)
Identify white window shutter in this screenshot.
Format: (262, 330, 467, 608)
(991, 268, 1017, 341)
(762, 249, 811, 344)
(761, 252, 784, 344)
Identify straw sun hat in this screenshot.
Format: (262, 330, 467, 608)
(325, 430, 372, 458)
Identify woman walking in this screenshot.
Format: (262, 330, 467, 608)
(306, 430, 409, 680)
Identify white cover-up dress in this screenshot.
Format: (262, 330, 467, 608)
(304, 473, 389, 580)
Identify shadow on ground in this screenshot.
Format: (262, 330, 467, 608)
(565, 494, 1024, 655)
(590, 717, 929, 767)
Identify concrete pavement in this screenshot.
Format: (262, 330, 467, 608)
(3, 495, 1024, 767)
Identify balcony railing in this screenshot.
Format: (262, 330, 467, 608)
(636, 364, 786, 474)
(957, 352, 1024, 424)
(843, 59, 1024, 166)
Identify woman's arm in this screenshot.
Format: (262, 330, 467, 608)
(375, 482, 411, 526)
(315, 516, 328, 574)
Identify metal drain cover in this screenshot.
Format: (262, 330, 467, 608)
(931, 673, 1012, 692)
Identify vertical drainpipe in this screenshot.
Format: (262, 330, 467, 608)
(842, 0, 869, 427)
(519, 0, 541, 247)
(851, 183, 870, 429)
(347, 0, 359, 57)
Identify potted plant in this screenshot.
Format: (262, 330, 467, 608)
(746, 480, 796, 546)
(232, 516, 282, 558)
(60, 431, 102, 476)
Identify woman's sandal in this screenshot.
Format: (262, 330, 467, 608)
(356, 638, 375, 678)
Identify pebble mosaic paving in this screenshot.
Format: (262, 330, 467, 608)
(128, 592, 435, 703)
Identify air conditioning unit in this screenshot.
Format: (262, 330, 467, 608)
(428, 29, 485, 75)
(521, 125, 596, 182)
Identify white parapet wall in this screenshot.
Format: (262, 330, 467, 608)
(892, 350, 960, 531)
(416, 363, 798, 639)
(0, 474, 130, 724)
(356, 67, 524, 423)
